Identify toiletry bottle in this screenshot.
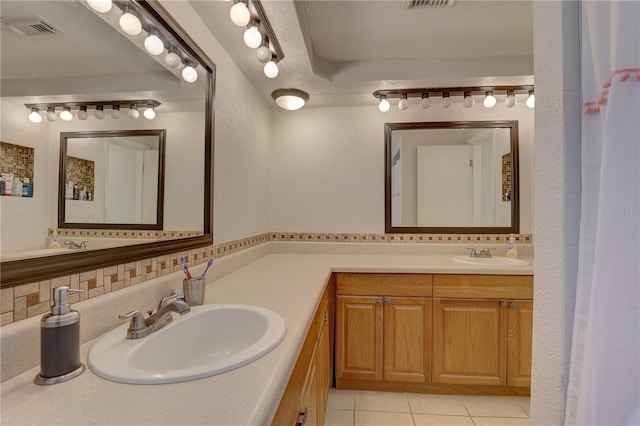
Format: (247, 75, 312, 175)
(22, 178, 32, 197)
(49, 229, 61, 249)
(11, 177, 22, 196)
(506, 233, 518, 258)
(35, 286, 85, 385)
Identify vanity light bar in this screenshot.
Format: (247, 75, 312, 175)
(373, 85, 535, 110)
(25, 100, 161, 122)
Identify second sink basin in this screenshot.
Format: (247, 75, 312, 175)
(453, 255, 529, 266)
(88, 304, 286, 384)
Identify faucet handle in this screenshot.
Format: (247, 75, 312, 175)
(118, 310, 146, 331)
(158, 289, 181, 310)
(466, 247, 478, 257)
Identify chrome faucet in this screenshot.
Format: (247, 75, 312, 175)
(64, 240, 87, 249)
(466, 247, 496, 258)
(119, 293, 190, 339)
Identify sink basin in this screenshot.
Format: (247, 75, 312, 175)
(453, 255, 529, 267)
(21, 248, 71, 256)
(88, 304, 286, 384)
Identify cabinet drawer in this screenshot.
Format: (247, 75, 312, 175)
(433, 275, 533, 299)
(337, 273, 432, 297)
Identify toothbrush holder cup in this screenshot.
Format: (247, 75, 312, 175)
(183, 277, 206, 306)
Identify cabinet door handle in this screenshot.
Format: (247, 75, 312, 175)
(500, 301, 508, 308)
(385, 297, 391, 305)
(510, 301, 518, 309)
(295, 407, 308, 426)
(376, 297, 382, 305)
(323, 314, 329, 323)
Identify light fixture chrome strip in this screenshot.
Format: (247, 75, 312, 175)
(25, 100, 161, 109)
(248, 0, 285, 63)
(373, 85, 534, 99)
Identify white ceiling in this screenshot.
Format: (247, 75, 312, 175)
(190, 0, 534, 108)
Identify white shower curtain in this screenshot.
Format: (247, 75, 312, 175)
(565, 2, 640, 425)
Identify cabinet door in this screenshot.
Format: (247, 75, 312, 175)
(336, 296, 383, 381)
(432, 299, 507, 386)
(507, 300, 533, 387)
(299, 346, 318, 426)
(383, 297, 431, 383)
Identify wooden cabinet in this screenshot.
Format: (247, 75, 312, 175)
(335, 274, 432, 389)
(272, 278, 334, 426)
(432, 275, 533, 389)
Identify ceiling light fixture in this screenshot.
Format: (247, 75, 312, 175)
(526, 90, 535, 108)
(379, 96, 391, 112)
(86, 0, 112, 13)
(119, 7, 142, 36)
(164, 51, 182, 68)
(60, 107, 73, 121)
(505, 90, 517, 108)
(398, 94, 409, 110)
(256, 40, 271, 63)
(77, 106, 88, 120)
(243, 21, 262, 48)
(441, 92, 451, 108)
(144, 32, 165, 56)
(110, 105, 121, 119)
(46, 107, 57, 122)
(483, 91, 497, 108)
(462, 92, 474, 108)
(420, 93, 431, 109)
(128, 105, 140, 119)
(230, 1, 251, 27)
(271, 88, 310, 111)
(28, 108, 42, 123)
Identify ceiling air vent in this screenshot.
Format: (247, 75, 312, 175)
(404, 0, 455, 9)
(2, 17, 62, 36)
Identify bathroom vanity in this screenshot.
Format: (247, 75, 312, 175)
(0, 250, 533, 425)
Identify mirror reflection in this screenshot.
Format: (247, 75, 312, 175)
(385, 121, 519, 234)
(61, 130, 165, 229)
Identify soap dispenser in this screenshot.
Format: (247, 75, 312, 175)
(34, 286, 86, 385)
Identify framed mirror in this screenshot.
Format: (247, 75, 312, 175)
(59, 129, 166, 230)
(385, 121, 519, 234)
(0, 1, 214, 287)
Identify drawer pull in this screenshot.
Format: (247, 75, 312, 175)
(501, 301, 508, 308)
(295, 407, 308, 426)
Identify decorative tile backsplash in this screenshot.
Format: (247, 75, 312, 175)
(1, 231, 532, 326)
(1, 141, 35, 196)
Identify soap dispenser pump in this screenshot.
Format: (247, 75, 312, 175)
(34, 286, 86, 385)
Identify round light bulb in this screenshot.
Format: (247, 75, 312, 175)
(182, 65, 198, 83)
(164, 52, 181, 68)
(60, 107, 73, 121)
(526, 92, 535, 108)
(398, 97, 409, 110)
(420, 96, 431, 109)
(483, 92, 497, 108)
(230, 2, 250, 27)
(86, 0, 112, 13)
(119, 12, 141, 36)
(144, 34, 164, 55)
(110, 106, 121, 119)
(46, 107, 57, 122)
(256, 45, 271, 63)
(28, 108, 42, 123)
(143, 106, 156, 120)
(505, 94, 517, 108)
(441, 95, 451, 108)
(128, 106, 140, 119)
(243, 25, 262, 49)
(264, 60, 279, 78)
(94, 106, 105, 119)
(463, 94, 475, 108)
(378, 98, 390, 112)
(77, 107, 88, 120)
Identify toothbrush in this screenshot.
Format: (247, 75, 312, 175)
(200, 258, 214, 279)
(180, 256, 192, 280)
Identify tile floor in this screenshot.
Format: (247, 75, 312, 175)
(324, 389, 530, 426)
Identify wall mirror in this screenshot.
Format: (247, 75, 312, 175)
(385, 121, 519, 234)
(59, 129, 166, 229)
(0, 0, 215, 287)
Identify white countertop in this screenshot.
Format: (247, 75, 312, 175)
(0, 252, 533, 425)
